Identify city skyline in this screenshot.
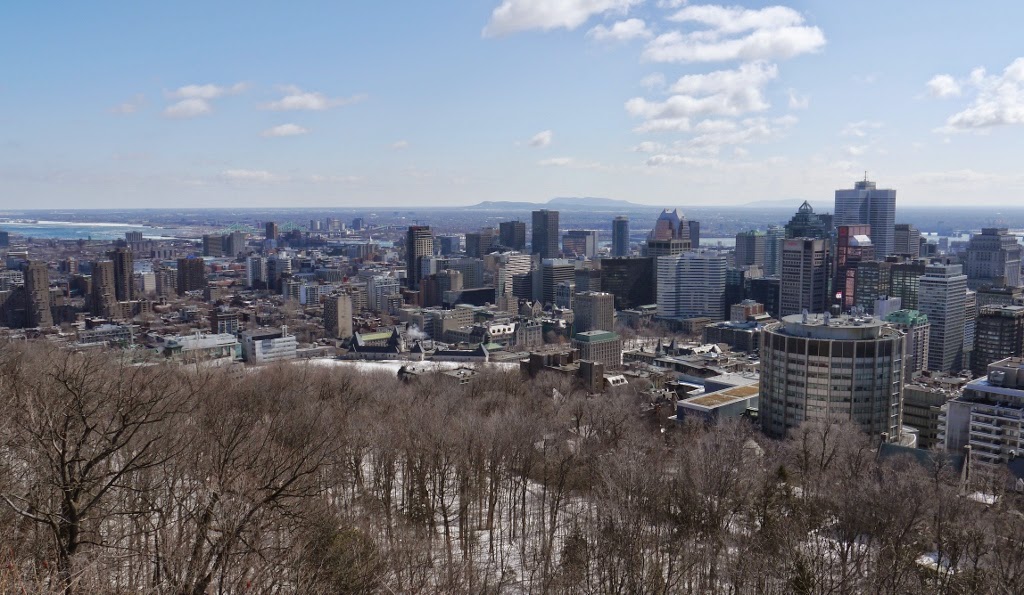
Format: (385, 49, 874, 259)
(3, 1, 1024, 208)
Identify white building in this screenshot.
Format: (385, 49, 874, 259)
(161, 332, 241, 361)
(918, 263, 968, 373)
(367, 274, 401, 313)
(656, 251, 728, 321)
(241, 327, 298, 363)
(493, 252, 533, 312)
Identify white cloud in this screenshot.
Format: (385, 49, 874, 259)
(110, 94, 145, 115)
(845, 145, 867, 156)
(645, 154, 718, 167)
(260, 123, 310, 137)
(220, 169, 287, 183)
(169, 82, 248, 100)
(587, 18, 652, 42)
(926, 74, 961, 98)
(261, 85, 367, 111)
(538, 157, 574, 166)
(632, 141, 666, 153)
(640, 72, 666, 89)
(391, 140, 410, 149)
(163, 98, 213, 119)
(841, 120, 882, 137)
(310, 174, 363, 183)
(529, 129, 554, 147)
(787, 89, 809, 109)
(483, 0, 642, 36)
(626, 62, 778, 131)
(642, 5, 825, 63)
(635, 115, 796, 157)
(937, 57, 1024, 131)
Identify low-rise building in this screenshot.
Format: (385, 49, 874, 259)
(241, 327, 298, 363)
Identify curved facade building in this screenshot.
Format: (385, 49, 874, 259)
(760, 313, 904, 440)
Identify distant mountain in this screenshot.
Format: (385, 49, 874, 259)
(470, 196, 655, 210)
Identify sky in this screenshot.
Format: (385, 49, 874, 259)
(2, 1, 1024, 209)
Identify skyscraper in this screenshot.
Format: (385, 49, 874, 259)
(531, 210, 560, 260)
(109, 247, 134, 302)
(176, 257, 207, 296)
(780, 238, 830, 316)
(656, 251, 728, 321)
(760, 313, 904, 440)
(493, 252, 533, 312)
(688, 220, 701, 249)
(24, 260, 52, 328)
(834, 177, 897, 258)
(499, 220, 527, 251)
(784, 201, 830, 239)
(764, 225, 785, 277)
(540, 259, 574, 307)
(324, 294, 354, 340)
(574, 291, 615, 333)
(265, 222, 279, 241)
(833, 225, 873, 311)
(465, 228, 496, 258)
(598, 257, 655, 311)
(405, 225, 434, 291)
(884, 309, 931, 380)
(918, 263, 968, 373)
(562, 230, 598, 258)
(91, 260, 117, 317)
(893, 224, 921, 258)
(612, 216, 630, 257)
(964, 227, 1022, 289)
(972, 305, 1024, 377)
(734, 230, 766, 267)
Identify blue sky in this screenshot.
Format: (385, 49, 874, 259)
(2, 1, 1024, 208)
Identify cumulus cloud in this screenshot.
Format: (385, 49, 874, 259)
(260, 123, 310, 137)
(391, 140, 410, 149)
(261, 85, 367, 111)
(936, 58, 1024, 131)
(926, 74, 961, 98)
(638, 115, 797, 159)
(483, 0, 642, 36)
(220, 169, 287, 183)
(587, 18, 652, 42)
(642, 5, 825, 63)
(841, 120, 883, 137)
(845, 145, 867, 156)
(625, 61, 778, 131)
(640, 72, 666, 89)
(162, 82, 247, 118)
(163, 98, 213, 119)
(529, 129, 554, 147)
(787, 89, 809, 109)
(538, 157, 574, 166)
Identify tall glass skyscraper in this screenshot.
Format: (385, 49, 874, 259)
(834, 177, 896, 259)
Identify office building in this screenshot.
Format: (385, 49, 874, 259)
(656, 251, 728, 322)
(91, 260, 117, 317)
(532, 209, 560, 260)
(562, 230, 598, 258)
(903, 374, 968, 450)
(918, 263, 968, 373)
(24, 260, 52, 328)
(965, 290, 977, 373)
(598, 257, 654, 311)
(760, 313, 904, 440)
(241, 327, 298, 363)
(109, 247, 134, 302)
(784, 201, 831, 240)
(324, 293, 354, 340)
(885, 309, 931, 379)
(612, 216, 629, 257)
(940, 357, 1024, 479)
(647, 208, 692, 257)
(437, 235, 460, 256)
(541, 259, 575, 307)
(202, 234, 224, 258)
(973, 305, 1024, 377)
(367, 275, 400, 312)
(575, 291, 615, 333)
(833, 225, 873, 311)
(834, 177, 896, 258)
(422, 269, 463, 307)
(688, 220, 701, 249)
(748, 277, 781, 319)
(265, 222, 279, 241)
(450, 257, 484, 289)
(224, 231, 247, 257)
(498, 221, 527, 250)
(176, 257, 206, 295)
(572, 330, 622, 369)
(964, 228, 1022, 289)
(554, 281, 575, 310)
(893, 224, 921, 258)
(764, 225, 785, 277)
(465, 228, 496, 258)
(780, 238, 829, 317)
(734, 230, 766, 267)
(494, 252, 533, 312)
(406, 225, 433, 291)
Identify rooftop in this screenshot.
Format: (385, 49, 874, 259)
(573, 330, 619, 343)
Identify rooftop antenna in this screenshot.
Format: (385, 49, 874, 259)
(864, 170, 868, 182)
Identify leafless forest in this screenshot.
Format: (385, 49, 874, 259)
(1, 343, 1023, 594)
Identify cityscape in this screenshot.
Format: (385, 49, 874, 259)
(4, 1, 1024, 593)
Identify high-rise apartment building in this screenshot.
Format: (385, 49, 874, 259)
(498, 220, 527, 251)
(531, 210, 560, 260)
(893, 224, 921, 258)
(323, 293, 354, 340)
(176, 257, 206, 296)
(918, 263, 968, 373)
(734, 230, 766, 267)
(265, 222, 279, 241)
(780, 238, 829, 317)
(964, 227, 1022, 289)
(884, 309, 931, 379)
(574, 291, 615, 333)
(656, 251, 728, 321)
(91, 260, 117, 317)
(109, 247, 134, 302)
(784, 201, 831, 240)
(973, 305, 1024, 377)
(367, 275, 400, 312)
(202, 234, 224, 258)
(405, 225, 434, 291)
(562, 230, 598, 258)
(125, 231, 143, 244)
(24, 260, 52, 328)
(834, 177, 896, 258)
(612, 216, 630, 257)
(760, 313, 904, 440)
(833, 225, 873, 311)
